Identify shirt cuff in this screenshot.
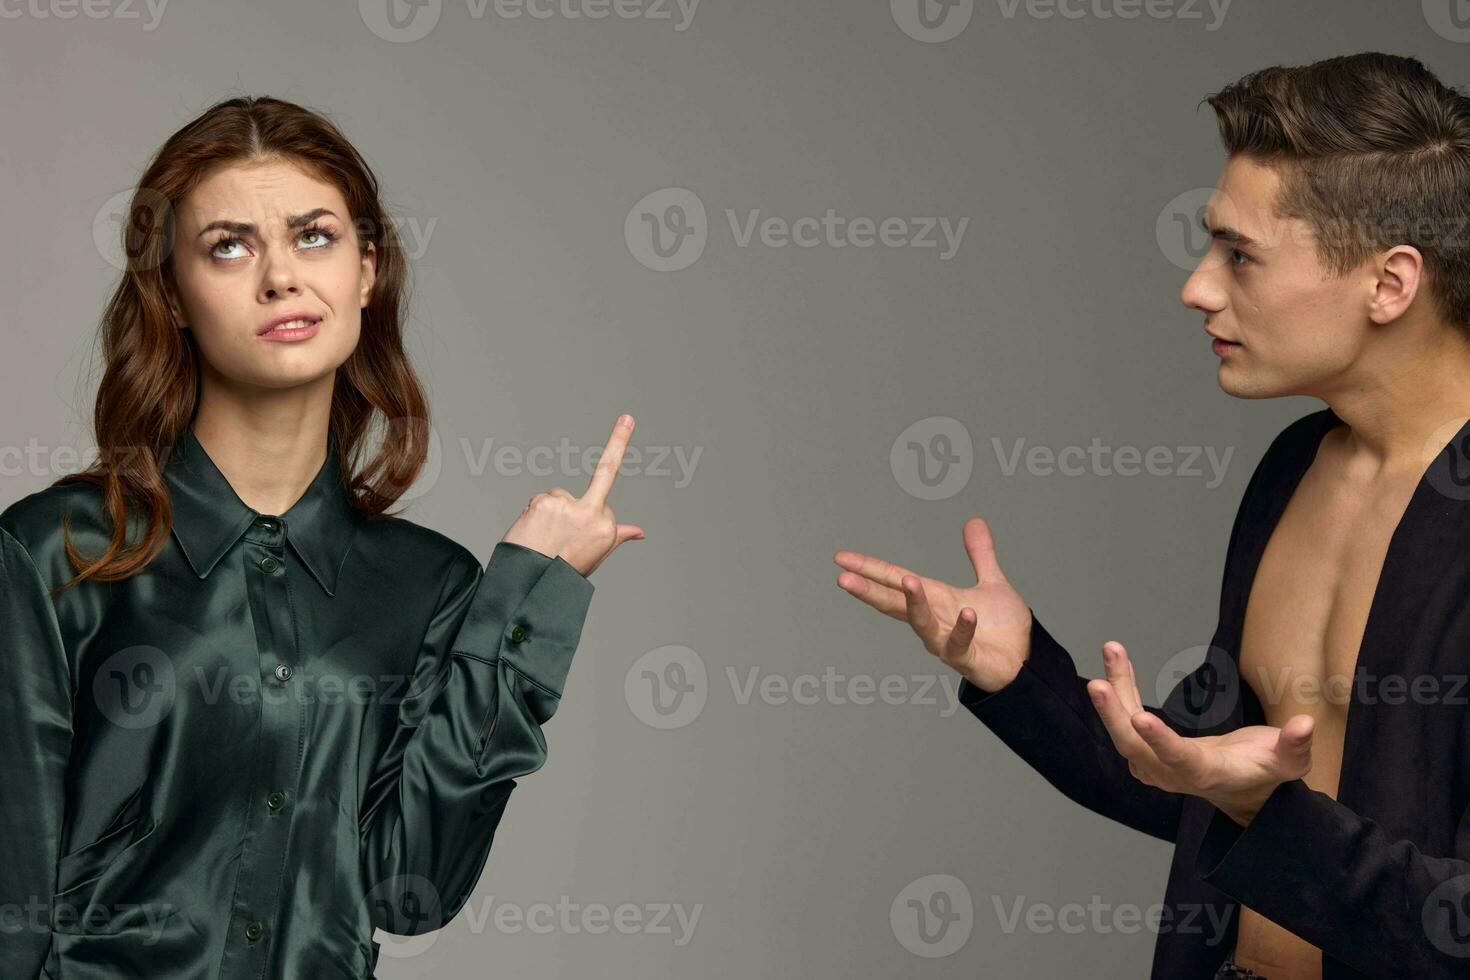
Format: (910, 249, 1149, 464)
(1195, 777, 1334, 909)
(956, 611, 1071, 742)
(452, 541, 595, 699)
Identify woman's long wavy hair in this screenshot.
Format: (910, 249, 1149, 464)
(51, 95, 431, 593)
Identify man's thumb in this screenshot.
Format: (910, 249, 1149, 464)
(963, 516, 1008, 586)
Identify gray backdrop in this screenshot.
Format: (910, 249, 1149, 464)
(4, 1, 1465, 976)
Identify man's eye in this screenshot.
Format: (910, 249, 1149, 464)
(1230, 248, 1250, 266)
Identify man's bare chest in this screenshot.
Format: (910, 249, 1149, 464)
(1237, 451, 1421, 797)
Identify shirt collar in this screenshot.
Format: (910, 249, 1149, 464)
(163, 425, 360, 597)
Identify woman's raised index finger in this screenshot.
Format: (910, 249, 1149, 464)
(585, 414, 635, 504)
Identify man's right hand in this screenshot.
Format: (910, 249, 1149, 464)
(834, 517, 1034, 694)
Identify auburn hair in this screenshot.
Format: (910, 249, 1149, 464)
(51, 95, 430, 593)
(1202, 52, 1470, 331)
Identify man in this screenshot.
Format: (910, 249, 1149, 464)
(836, 52, 1470, 980)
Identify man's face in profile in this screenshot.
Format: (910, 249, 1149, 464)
(1181, 154, 1377, 402)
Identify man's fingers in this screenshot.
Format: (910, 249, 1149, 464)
(902, 575, 937, 640)
(836, 571, 910, 621)
(1131, 712, 1195, 770)
(944, 607, 977, 665)
(1102, 641, 1144, 716)
(1087, 679, 1153, 760)
(1275, 714, 1315, 770)
(833, 550, 919, 592)
(962, 517, 1010, 587)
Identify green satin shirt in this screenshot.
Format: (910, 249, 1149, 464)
(0, 425, 595, 979)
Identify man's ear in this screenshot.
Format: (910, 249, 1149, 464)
(359, 241, 377, 309)
(1368, 245, 1425, 326)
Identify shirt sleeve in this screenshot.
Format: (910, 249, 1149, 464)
(957, 613, 1189, 843)
(953, 414, 1313, 844)
(1195, 780, 1470, 977)
(0, 526, 73, 978)
(357, 540, 594, 935)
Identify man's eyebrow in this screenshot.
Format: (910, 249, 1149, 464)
(1199, 211, 1261, 249)
(195, 208, 338, 239)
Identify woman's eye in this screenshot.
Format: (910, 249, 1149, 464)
(210, 237, 246, 260)
(299, 226, 337, 249)
(209, 226, 338, 261)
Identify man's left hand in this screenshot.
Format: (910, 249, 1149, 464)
(1086, 640, 1315, 827)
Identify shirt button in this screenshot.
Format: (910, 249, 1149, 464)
(266, 790, 286, 811)
(510, 624, 528, 643)
(244, 919, 263, 942)
(274, 663, 292, 682)
(259, 556, 279, 573)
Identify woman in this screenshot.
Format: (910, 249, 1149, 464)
(0, 95, 644, 980)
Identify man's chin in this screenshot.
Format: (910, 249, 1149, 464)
(1215, 364, 1296, 401)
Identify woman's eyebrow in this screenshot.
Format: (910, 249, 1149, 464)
(195, 207, 338, 239)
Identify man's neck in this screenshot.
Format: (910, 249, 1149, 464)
(1319, 326, 1470, 478)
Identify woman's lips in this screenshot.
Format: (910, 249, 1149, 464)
(260, 318, 320, 342)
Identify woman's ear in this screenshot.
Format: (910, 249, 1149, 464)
(359, 241, 377, 309)
(163, 281, 187, 329)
